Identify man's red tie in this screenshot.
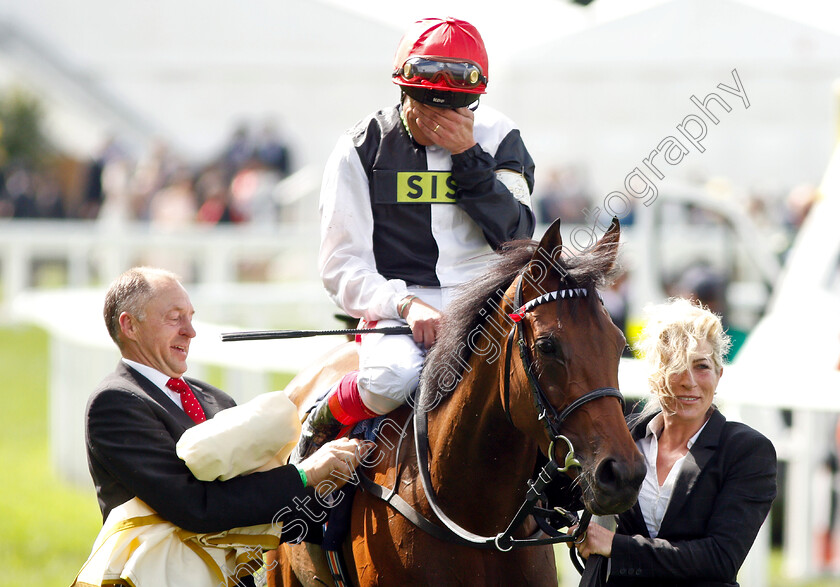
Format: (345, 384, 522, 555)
(166, 378, 207, 424)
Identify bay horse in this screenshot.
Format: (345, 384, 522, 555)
(267, 217, 645, 586)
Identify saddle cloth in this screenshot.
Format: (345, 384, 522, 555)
(322, 416, 386, 550)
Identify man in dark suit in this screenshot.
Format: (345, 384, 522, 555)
(85, 267, 361, 584)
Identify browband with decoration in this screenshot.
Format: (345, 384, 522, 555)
(508, 288, 589, 322)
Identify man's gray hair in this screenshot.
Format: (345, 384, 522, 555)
(103, 267, 180, 348)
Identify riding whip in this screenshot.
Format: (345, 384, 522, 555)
(220, 326, 412, 342)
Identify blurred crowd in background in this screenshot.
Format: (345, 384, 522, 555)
(0, 88, 295, 227)
(79, 121, 294, 228)
(533, 163, 818, 239)
(0, 86, 819, 242)
(0, 123, 294, 227)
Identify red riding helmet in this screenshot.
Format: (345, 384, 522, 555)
(392, 17, 488, 108)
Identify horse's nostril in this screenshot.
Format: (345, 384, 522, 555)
(595, 457, 645, 492)
(595, 458, 620, 489)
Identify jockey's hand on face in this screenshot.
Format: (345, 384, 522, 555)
(299, 437, 369, 489)
(407, 101, 477, 155)
(403, 297, 442, 349)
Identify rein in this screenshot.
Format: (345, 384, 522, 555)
(360, 413, 588, 552)
(361, 273, 625, 571)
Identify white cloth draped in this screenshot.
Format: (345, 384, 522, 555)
(73, 390, 301, 587)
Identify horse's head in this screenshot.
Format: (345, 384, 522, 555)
(504, 217, 645, 515)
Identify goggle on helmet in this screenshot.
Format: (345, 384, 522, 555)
(395, 57, 487, 90)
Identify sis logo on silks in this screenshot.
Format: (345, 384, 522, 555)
(373, 170, 457, 204)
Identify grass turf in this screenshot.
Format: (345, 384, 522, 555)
(0, 325, 101, 586)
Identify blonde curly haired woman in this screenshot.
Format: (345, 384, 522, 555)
(575, 298, 777, 587)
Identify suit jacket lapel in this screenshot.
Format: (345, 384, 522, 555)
(117, 362, 196, 428)
(627, 502, 650, 537)
(626, 414, 655, 537)
(186, 378, 223, 419)
(658, 409, 725, 533)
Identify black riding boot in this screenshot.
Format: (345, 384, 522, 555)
(289, 391, 345, 464)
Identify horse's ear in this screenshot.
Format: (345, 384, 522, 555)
(524, 217, 565, 291)
(592, 216, 621, 273)
(535, 216, 563, 256)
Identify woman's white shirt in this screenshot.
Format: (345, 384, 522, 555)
(637, 413, 708, 538)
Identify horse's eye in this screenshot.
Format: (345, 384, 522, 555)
(535, 337, 557, 355)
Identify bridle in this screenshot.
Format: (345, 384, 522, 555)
(362, 272, 626, 572)
(502, 274, 626, 448)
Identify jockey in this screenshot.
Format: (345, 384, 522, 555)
(291, 17, 536, 462)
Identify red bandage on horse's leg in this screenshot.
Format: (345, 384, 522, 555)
(328, 371, 378, 426)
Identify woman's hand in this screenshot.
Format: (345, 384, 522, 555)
(569, 522, 615, 560)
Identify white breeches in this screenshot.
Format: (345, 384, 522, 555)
(357, 286, 459, 415)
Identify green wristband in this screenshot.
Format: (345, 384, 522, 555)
(297, 467, 308, 488)
(398, 294, 418, 319)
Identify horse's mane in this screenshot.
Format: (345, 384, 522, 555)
(417, 237, 619, 410)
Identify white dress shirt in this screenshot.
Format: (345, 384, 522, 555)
(637, 413, 708, 538)
(122, 358, 184, 412)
